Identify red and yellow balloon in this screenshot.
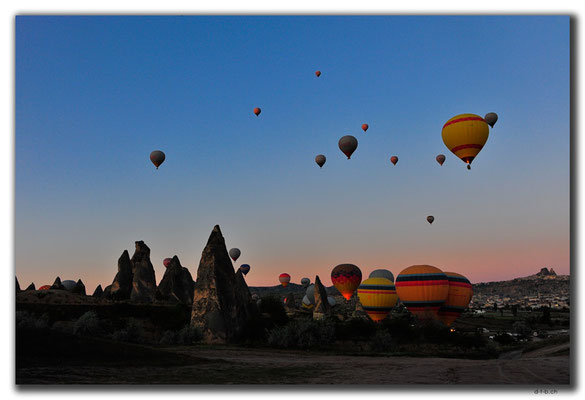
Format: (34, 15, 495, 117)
(395, 265, 449, 320)
(437, 272, 473, 326)
(279, 273, 291, 287)
(442, 113, 489, 169)
(331, 264, 362, 300)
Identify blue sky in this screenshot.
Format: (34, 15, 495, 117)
(15, 16, 569, 290)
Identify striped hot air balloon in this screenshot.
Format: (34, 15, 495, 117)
(357, 277, 398, 322)
(279, 273, 291, 287)
(437, 272, 473, 326)
(239, 264, 250, 275)
(395, 265, 449, 321)
(441, 113, 489, 170)
(331, 264, 362, 300)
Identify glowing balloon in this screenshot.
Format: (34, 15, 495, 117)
(229, 248, 241, 262)
(150, 150, 165, 169)
(442, 113, 489, 170)
(484, 112, 498, 128)
(357, 277, 398, 322)
(239, 264, 250, 275)
(315, 70, 321, 77)
(362, 124, 369, 132)
(395, 265, 449, 320)
(390, 156, 398, 165)
(331, 264, 362, 300)
(437, 272, 473, 326)
(338, 135, 358, 159)
(315, 154, 326, 168)
(301, 278, 310, 287)
(279, 273, 291, 287)
(436, 154, 446, 166)
(369, 269, 394, 283)
(253, 107, 261, 116)
(163, 258, 172, 268)
(38, 285, 51, 290)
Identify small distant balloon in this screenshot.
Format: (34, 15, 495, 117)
(484, 112, 498, 128)
(150, 150, 165, 169)
(229, 248, 241, 262)
(436, 154, 446, 166)
(315, 154, 326, 168)
(279, 273, 291, 287)
(362, 124, 369, 132)
(253, 107, 261, 116)
(315, 70, 321, 77)
(163, 258, 172, 268)
(239, 264, 250, 275)
(390, 156, 398, 165)
(427, 216, 435, 224)
(301, 278, 310, 287)
(338, 135, 358, 159)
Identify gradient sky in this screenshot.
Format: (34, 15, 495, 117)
(15, 15, 569, 291)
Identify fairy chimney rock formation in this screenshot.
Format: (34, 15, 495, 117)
(110, 250, 133, 300)
(71, 279, 86, 296)
(130, 241, 157, 302)
(190, 225, 254, 343)
(50, 277, 65, 290)
(156, 255, 195, 304)
(16, 277, 21, 293)
(25, 283, 35, 291)
(313, 275, 332, 320)
(92, 284, 104, 298)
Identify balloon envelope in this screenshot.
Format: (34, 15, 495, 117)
(331, 264, 362, 300)
(301, 278, 310, 287)
(38, 285, 51, 290)
(315, 70, 321, 77)
(427, 216, 434, 224)
(395, 265, 449, 320)
(484, 112, 498, 128)
(338, 135, 358, 159)
(369, 269, 394, 283)
(279, 273, 291, 287)
(61, 280, 76, 291)
(253, 107, 261, 116)
(436, 154, 446, 166)
(390, 156, 398, 165)
(357, 277, 398, 322)
(315, 154, 326, 168)
(229, 248, 241, 262)
(362, 124, 369, 132)
(239, 264, 250, 275)
(150, 150, 165, 169)
(163, 258, 172, 268)
(305, 284, 315, 304)
(442, 113, 489, 168)
(437, 272, 473, 326)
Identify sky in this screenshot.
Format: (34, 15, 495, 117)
(15, 15, 570, 291)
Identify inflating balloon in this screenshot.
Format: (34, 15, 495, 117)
(305, 284, 315, 303)
(315, 154, 326, 168)
(279, 273, 291, 287)
(301, 295, 314, 310)
(357, 277, 398, 322)
(150, 150, 165, 169)
(362, 124, 369, 132)
(484, 112, 498, 128)
(436, 154, 446, 166)
(331, 264, 362, 300)
(163, 258, 172, 268)
(395, 265, 449, 320)
(315, 70, 321, 77)
(253, 107, 261, 116)
(239, 264, 250, 275)
(427, 216, 434, 224)
(338, 135, 358, 159)
(390, 156, 398, 165)
(369, 269, 394, 283)
(437, 272, 473, 326)
(442, 113, 489, 170)
(229, 248, 241, 262)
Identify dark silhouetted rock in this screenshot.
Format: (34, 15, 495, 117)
(71, 279, 86, 296)
(538, 267, 551, 276)
(103, 284, 112, 298)
(16, 277, 20, 293)
(549, 268, 557, 276)
(92, 284, 104, 298)
(284, 292, 297, 310)
(156, 255, 195, 304)
(25, 283, 35, 291)
(313, 275, 332, 320)
(130, 241, 157, 303)
(191, 225, 255, 343)
(50, 277, 65, 290)
(110, 250, 133, 300)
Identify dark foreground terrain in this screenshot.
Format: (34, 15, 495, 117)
(16, 327, 569, 385)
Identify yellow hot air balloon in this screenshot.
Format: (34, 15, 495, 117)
(395, 265, 449, 321)
(437, 272, 473, 326)
(357, 277, 398, 322)
(441, 114, 489, 169)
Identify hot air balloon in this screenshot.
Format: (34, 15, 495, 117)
(437, 272, 473, 326)
(436, 154, 446, 166)
(38, 285, 51, 290)
(229, 248, 241, 262)
(357, 277, 398, 322)
(305, 284, 315, 303)
(362, 124, 369, 132)
(315, 154, 326, 168)
(427, 216, 434, 224)
(163, 258, 172, 268)
(369, 269, 394, 283)
(484, 112, 498, 128)
(239, 264, 250, 275)
(61, 280, 76, 291)
(327, 296, 337, 306)
(390, 156, 398, 165)
(338, 135, 358, 159)
(442, 113, 489, 170)
(395, 265, 449, 321)
(279, 273, 291, 287)
(301, 278, 310, 287)
(315, 70, 321, 77)
(301, 295, 314, 310)
(150, 150, 165, 169)
(331, 264, 362, 300)
(253, 107, 261, 116)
